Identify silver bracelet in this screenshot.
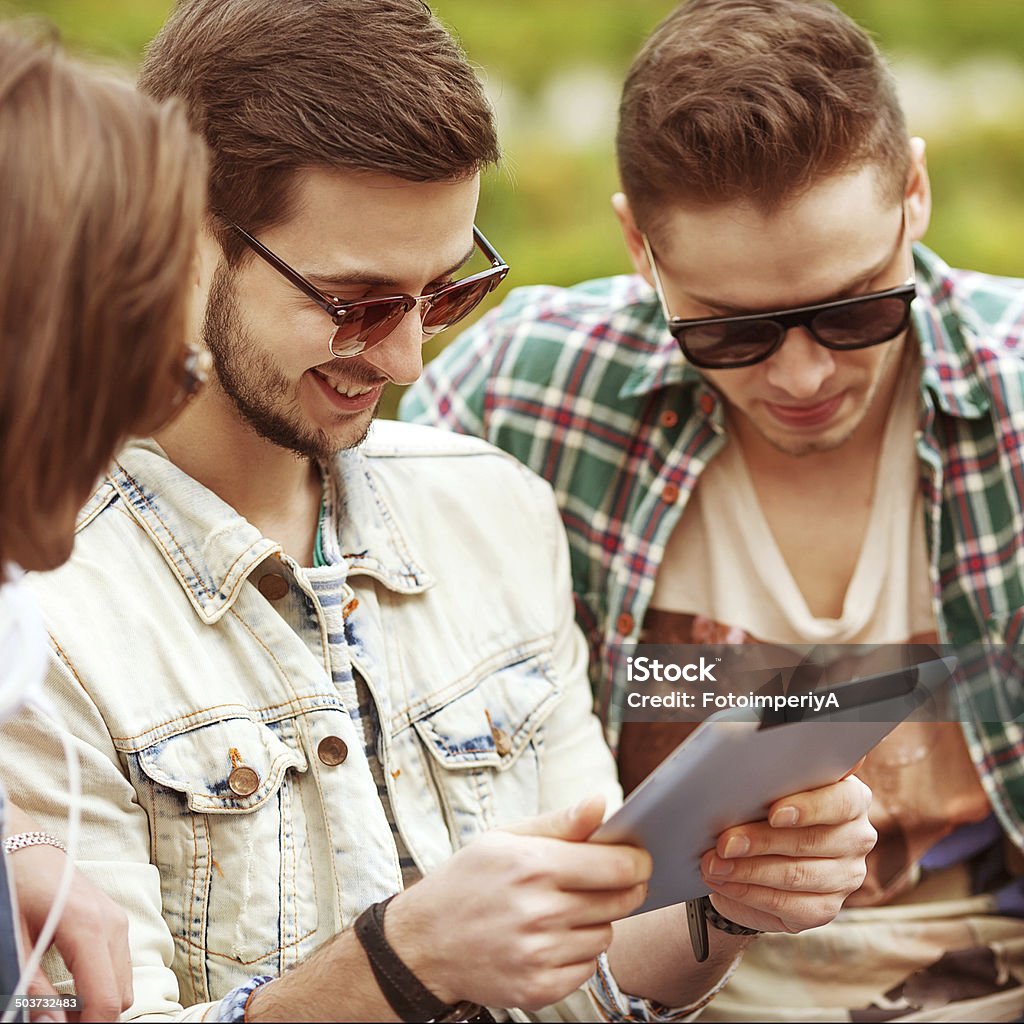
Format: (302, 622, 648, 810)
(3, 831, 66, 855)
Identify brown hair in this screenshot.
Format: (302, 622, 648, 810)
(0, 22, 208, 574)
(617, 0, 909, 230)
(137, 0, 500, 265)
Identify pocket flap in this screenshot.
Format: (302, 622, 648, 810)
(136, 717, 308, 813)
(412, 654, 560, 770)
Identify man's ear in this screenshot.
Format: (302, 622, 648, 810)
(612, 192, 656, 288)
(905, 137, 932, 244)
(188, 224, 222, 343)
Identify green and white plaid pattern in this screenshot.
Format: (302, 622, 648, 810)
(401, 244, 1024, 845)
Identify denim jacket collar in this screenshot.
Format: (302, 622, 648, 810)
(105, 437, 432, 625)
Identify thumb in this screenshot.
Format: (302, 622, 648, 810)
(502, 794, 606, 842)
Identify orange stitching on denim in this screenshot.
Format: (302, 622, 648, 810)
(388, 635, 554, 729)
(74, 484, 117, 533)
(297, 772, 322, 954)
(47, 634, 87, 691)
(277, 772, 297, 966)
(178, 926, 317, 963)
(229, 747, 244, 768)
(288, 780, 298, 965)
(341, 597, 360, 619)
(226, 607, 299, 699)
(113, 463, 207, 598)
(188, 809, 200, 998)
(111, 697, 331, 745)
(113, 468, 277, 615)
(218, 545, 278, 602)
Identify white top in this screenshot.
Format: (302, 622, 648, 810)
(650, 367, 935, 644)
(0, 564, 47, 723)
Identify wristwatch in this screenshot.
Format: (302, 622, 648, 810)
(354, 896, 494, 1022)
(686, 896, 761, 962)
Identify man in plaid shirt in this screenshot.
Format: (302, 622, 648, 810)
(403, 0, 1024, 1018)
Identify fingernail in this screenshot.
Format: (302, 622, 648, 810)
(771, 806, 799, 827)
(572, 795, 595, 817)
(706, 856, 734, 877)
(723, 835, 750, 858)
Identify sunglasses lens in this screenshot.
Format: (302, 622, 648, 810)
(329, 299, 412, 358)
(812, 295, 910, 347)
(422, 273, 504, 335)
(680, 319, 781, 368)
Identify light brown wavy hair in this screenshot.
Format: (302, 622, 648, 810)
(0, 23, 208, 576)
(617, 0, 910, 232)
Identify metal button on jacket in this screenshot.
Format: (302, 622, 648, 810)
(317, 736, 348, 766)
(228, 765, 260, 797)
(257, 573, 289, 601)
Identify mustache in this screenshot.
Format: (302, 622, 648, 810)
(312, 360, 389, 387)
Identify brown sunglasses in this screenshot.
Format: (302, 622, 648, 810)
(225, 219, 510, 359)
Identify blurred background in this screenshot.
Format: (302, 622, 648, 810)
(8, 0, 1024, 413)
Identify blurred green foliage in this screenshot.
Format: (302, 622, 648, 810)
(6, 0, 1023, 417)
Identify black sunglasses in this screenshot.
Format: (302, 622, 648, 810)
(642, 215, 916, 370)
(659, 279, 917, 370)
(225, 219, 509, 359)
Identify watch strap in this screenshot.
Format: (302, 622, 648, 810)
(701, 895, 762, 936)
(685, 899, 710, 962)
(687, 896, 761, 960)
(354, 896, 491, 1022)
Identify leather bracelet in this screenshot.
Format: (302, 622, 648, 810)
(3, 831, 66, 855)
(353, 896, 491, 1022)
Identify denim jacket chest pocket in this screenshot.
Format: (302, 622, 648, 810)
(121, 716, 314, 1004)
(398, 651, 562, 858)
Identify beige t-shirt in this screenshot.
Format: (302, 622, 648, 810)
(649, 362, 934, 644)
(644, 371, 1018, 1021)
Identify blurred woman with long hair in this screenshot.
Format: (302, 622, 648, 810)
(0, 23, 208, 1020)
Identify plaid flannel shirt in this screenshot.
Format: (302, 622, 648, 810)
(401, 243, 1024, 847)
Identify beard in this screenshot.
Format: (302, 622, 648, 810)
(202, 265, 377, 462)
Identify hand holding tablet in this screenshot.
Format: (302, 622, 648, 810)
(594, 657, 954, 918)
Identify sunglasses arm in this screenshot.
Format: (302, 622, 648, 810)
(641, 234, 678, 327)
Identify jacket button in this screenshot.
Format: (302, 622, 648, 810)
(258, 573, 290, 601)
(699, 393, 716, 415)
(228, 766, 260, 797)
(617, 612, 634, 636)
(659, 409, 678, 428)
(317, 736, 349, 766)
(662, 483, 680, 504)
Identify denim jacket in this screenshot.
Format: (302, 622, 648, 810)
(0, 423, 712, 1022)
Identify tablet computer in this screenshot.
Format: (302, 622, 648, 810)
(592, 656, 955, 915)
